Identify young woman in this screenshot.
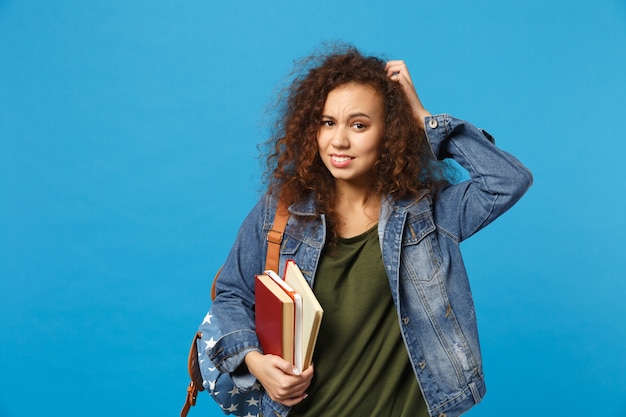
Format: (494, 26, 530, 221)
(199, 46, 532, 417)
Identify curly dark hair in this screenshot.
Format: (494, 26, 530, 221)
(263, 44, 450, 245)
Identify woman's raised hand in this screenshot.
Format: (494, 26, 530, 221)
(386, 60, 431, 130)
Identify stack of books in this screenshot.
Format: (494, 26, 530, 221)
(255, 260, 324, 371)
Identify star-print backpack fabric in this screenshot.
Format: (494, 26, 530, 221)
(197, 312, 262, 415)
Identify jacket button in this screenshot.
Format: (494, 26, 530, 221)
(402, 317, 410, 325)
(418, 361, 426, 369)
(428, 118, 438, 129)
(438, 414, 447, 417)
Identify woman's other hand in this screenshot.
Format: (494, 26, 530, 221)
(244, 351, 314, 407)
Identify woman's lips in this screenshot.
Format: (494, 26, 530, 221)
(330, 154, 354, 168)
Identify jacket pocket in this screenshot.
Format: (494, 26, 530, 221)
(400, 211, 443, 283)
(280, 233, 302, 256)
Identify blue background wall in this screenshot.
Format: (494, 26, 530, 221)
(2, 1, 625, 415)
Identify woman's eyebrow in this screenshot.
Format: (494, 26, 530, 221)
(321, 112, 372, 119)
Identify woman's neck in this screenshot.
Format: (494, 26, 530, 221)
(333, 182, 381, 238)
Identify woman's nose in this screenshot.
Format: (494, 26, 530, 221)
(331, 128, 349, 148)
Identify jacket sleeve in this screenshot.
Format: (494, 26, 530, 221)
(201, 195, 275, 389)
(426, 114, 533, 242)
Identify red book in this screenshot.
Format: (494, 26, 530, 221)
(255, 273, 295, 363)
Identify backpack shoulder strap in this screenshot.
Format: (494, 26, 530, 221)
(210, 199, 289, 300)
(264, 199, 289, 273)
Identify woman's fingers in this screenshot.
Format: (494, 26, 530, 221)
(246, 352, 314, 406)
(271, 363, 314, 405)
(385, 60, 414, 86)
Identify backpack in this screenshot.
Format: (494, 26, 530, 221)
(181, 200, 289, 417)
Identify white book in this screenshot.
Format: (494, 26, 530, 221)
(282, 260, 323, 371)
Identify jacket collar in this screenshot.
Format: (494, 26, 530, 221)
(286, 189, 432, 217)
(288, 194, 318, 217)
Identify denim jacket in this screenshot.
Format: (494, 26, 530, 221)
(202, 114, 533, 417)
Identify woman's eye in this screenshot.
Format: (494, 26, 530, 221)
(322, 120, 334, 127)
(352, 122, 367, 130)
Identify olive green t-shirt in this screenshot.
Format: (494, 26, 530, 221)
(289, 225, 428, 417)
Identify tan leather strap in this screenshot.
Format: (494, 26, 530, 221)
(209, 267, 222, 301)
(210, 199, 289, 300)
(265, 199, 289, 273)
(181, 332, 204, 417)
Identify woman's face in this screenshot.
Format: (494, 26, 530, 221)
(317, 83, 385, 188)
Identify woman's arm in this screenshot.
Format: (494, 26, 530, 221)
(427, 115, 533, 241)
(207, 195, 313, 404)
(202, 197, 267, 389)
(387, 60, 533, 241)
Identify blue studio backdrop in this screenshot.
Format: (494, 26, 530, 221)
(1, 1, 625, 416)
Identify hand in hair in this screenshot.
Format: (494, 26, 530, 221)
(386, 60, 431, 129)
